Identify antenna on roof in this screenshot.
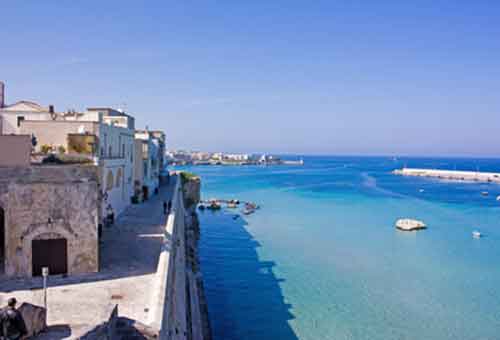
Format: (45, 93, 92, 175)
(119, 102, 127, 113)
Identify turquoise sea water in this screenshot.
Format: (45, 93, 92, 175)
(179, 157, 500, 340)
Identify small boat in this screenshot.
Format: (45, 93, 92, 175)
(243, 208, 255, 215)
(481, 191, 489, 196)
(472, 231, 482, 238)
(245, 202, 259, 210)
(198, 204, 206, 210)
(418, 189, 425, 193)
(227, 202, 238, 209)
(207, 201, 221, 210)
(395, 218, 427, 231)
(496, 195, 500, 201)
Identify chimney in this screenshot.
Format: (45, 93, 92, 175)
(0, 81, 4, 108)
(49, 105, 55, 114)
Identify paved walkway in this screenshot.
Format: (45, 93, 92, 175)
(0, 179, 176, 339)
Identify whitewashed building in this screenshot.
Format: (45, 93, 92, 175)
(0, 82, 136, 220)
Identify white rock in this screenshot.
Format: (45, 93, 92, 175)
(395, 219, 427, 231)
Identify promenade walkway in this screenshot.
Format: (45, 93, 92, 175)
(0, 179, 175, 339)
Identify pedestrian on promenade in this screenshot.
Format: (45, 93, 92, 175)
(106, 204, 115, 227)
(168, 200, 172, 213)
(0, 298, 27, 340)
(163, 201, 168, 215)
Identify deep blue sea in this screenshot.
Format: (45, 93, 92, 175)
(178, 156, 500, 340)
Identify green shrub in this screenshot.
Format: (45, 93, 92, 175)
(40, 144, 52, 154)
(180, 171, 198, 184)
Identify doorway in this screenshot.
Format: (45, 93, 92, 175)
(32, 238, 68, 276)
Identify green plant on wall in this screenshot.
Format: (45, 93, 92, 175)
(180, 171, 198, 185)
(58, 145, 66, 154)
(40, 144, 52, 154)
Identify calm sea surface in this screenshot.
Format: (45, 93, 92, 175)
(179, 156, 500, 340)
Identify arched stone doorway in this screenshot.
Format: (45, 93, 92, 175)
(0, 206, 4, 274)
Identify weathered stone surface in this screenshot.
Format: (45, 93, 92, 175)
(182, 176, 200, 209)
(18, 302, 47, 338)
(0, 165, 99, 277)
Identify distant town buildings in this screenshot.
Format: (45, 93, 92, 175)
(166, 150, 303, 166)
(0, 81, 168, 278)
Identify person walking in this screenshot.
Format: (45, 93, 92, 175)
(0, 298, 27, 340)
(163, 201, 168, 215)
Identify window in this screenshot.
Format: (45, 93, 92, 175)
(103, 133, 107, 158)
(116, 168, 123, 188)
(17, 116, 25, 127)
(106, 170, 114, 191)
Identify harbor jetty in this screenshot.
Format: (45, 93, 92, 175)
(394, 168, 500, 184)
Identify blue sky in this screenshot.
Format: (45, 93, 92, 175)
(1, 1, 499, 156)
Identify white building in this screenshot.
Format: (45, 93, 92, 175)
(0, 83, 136, 220)
(134, 130, 160, 200)
(224, 153, 250, 161)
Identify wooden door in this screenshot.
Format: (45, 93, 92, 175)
(32, 238, 68, 276)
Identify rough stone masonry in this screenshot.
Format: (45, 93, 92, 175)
(0, 165, 99, 277)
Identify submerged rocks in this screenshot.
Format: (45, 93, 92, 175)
(395, 218, 427, 231)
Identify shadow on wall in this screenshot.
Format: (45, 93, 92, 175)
(198, 210, 298, 340)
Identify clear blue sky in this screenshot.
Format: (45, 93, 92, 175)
(2, 1, 499, 156)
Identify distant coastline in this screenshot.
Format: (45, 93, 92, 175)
(167, 150, 303, 166)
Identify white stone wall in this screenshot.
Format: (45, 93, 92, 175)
(0, 111, 52, 134)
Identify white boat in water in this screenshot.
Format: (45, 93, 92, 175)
(243, 208, 255, 215)
(496, 195, 500, 201)
(395, 218, 427, 231)
(472, 231, 482, 238)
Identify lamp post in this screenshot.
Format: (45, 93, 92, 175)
(42, 267, 49, 311)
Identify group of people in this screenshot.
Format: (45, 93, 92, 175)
(0, 298, 27, 340)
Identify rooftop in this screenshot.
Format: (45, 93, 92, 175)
(0, 100, 48, 112)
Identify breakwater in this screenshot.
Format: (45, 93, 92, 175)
(393, 168, 500, 183)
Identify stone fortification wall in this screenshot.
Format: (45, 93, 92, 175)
(149, 173, 210, 340)
(0, 165, 100, 277)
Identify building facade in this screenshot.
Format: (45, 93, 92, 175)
(134, 130, 160, 201)
(0, 136, 100, 277)
(11, 107, 136, 218)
